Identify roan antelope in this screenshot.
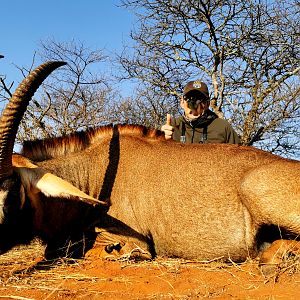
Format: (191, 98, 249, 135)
(0, 61, 299, 275)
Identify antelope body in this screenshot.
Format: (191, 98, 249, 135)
(0, 62, 299, 266)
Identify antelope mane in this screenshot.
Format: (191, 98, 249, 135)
(21, 124, 165, 162)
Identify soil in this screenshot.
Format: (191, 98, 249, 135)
(0, 240, 300, 300)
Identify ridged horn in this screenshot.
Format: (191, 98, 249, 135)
(0, 61, 67, 179)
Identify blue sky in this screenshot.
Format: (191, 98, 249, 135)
(0, 0, 135, 85)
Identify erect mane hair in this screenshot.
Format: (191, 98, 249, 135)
(21, 124, 165, 162)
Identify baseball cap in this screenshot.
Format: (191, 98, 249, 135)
(183, 80, 209, 99)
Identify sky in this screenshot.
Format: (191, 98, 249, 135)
(0, 0, 135, 88)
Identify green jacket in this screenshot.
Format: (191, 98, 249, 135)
(171, 110, 240, 144)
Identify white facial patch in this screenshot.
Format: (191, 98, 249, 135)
(0, 190, 8, 223)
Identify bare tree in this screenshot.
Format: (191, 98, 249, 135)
(0, 39, 117, 142)
(0, 55, 15, 104)
(224, 1, 300, 150)
(108, 87, 177, 127)
(119, 0, 300, 157)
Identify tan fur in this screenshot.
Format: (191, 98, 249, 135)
(16, 125, 300, 265)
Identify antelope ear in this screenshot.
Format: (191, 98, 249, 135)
(13, 156, 106, 206)
(34, 170, 107, 206)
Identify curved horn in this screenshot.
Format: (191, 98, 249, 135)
(0, 61, 67, 179)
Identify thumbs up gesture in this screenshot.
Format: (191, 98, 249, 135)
(161, 114, 174, 140)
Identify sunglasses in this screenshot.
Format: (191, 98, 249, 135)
(183, 95, 207, 110)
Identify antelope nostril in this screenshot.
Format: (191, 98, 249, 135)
(113, 242, 122, 252)
(105, 244, 114, 253)
(105, 242, 122, 253)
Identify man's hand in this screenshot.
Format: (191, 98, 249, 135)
(161, 114, 174, 140)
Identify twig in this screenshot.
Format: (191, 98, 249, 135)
(0, 296, 35, 300)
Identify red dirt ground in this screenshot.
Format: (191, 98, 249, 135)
(0, 240, 300, 300)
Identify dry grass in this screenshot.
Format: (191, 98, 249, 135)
(0, 240, 298, 279)
(0, 240, 99, 299)
(1, 240, 300, 299)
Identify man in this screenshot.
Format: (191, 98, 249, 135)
(161, 80, 240, 144)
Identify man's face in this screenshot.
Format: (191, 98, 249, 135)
(180, 97, 209, 120)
